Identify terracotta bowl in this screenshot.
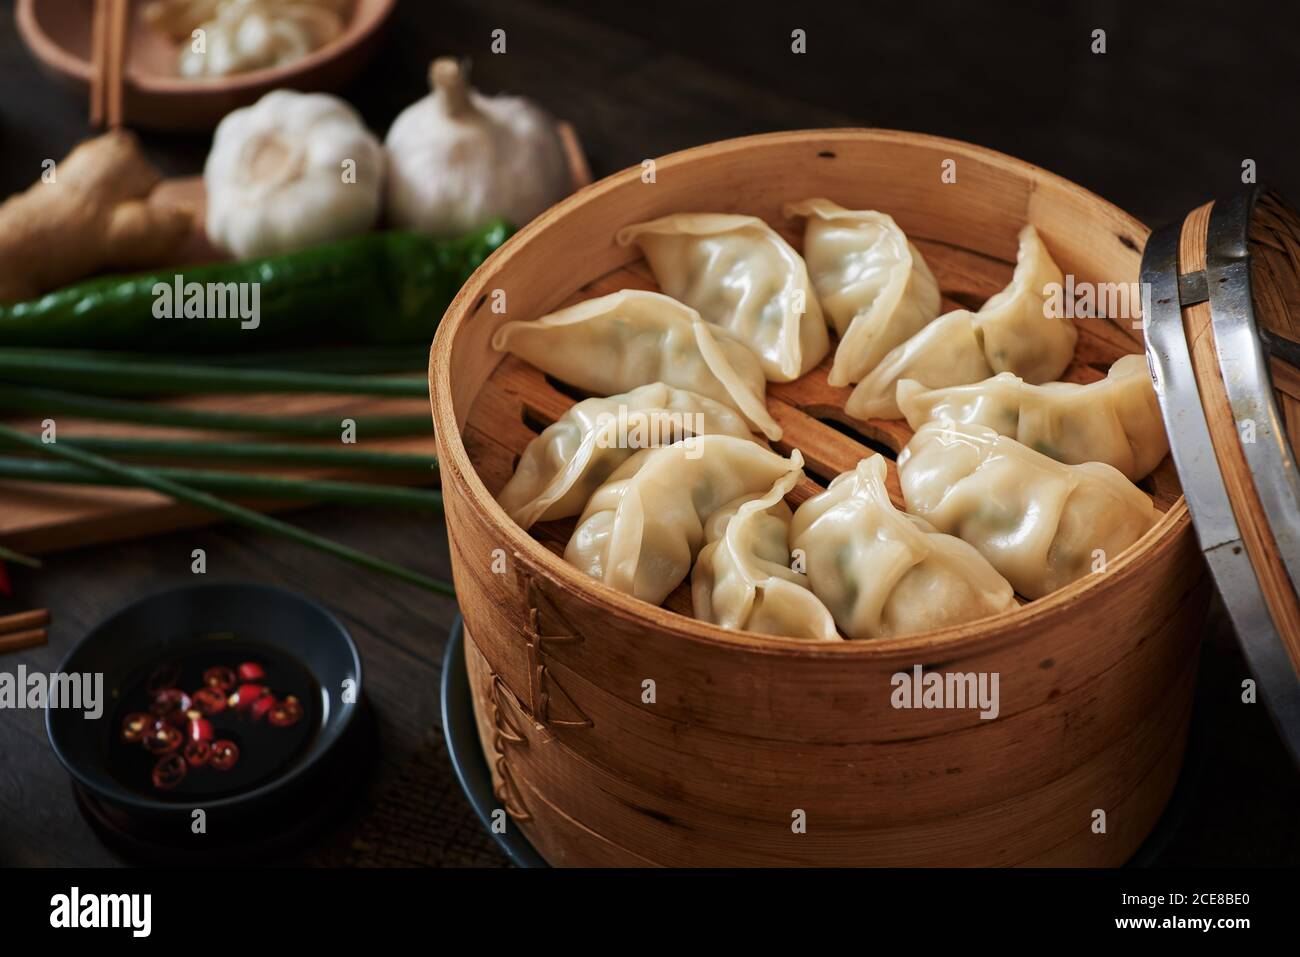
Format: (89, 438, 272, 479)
(14, 0, 396, 131)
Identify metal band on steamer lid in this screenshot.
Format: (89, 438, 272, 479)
(1142, 195, 1300, 764)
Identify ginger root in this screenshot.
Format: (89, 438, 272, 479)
(0, 131, 193, 303)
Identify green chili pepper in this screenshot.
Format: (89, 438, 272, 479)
(0, 223, 512, 351)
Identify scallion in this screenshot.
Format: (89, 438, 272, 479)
(0, 350, 427, 398)
(0, 384, 431, 437)
(0, 424, 454, 596)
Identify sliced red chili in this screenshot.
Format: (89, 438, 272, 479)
(191, 687, 226, 715)
(183, 739, 211, 768)
(149, 688, 190, 716)
(268, 697, 304, 727)
(151, 753, 187, 790)
(236, 662, 266, 682)
(250, 695, 276, 722)
(143, 724, 183, 755)
(188, 717, 214, 742)
(232, 683, 267, 710)
(210, 739, 240, 771)
(202, 666, 236, 693)
(120, 712, 152, 744)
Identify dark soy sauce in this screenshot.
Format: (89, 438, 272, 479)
(108, 637, 320, 802)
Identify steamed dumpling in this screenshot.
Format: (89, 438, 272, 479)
(896, 354, 1168, 481)
(845, 311, 993, 420)
(691, 468, 840, 640)
(845, 225, 1076, 419)
(897, 421, 1159, 599)
(492, 289, 782, 440)
(974, 225, 1076, 380)
(616, 213, 830, 382)
(498, 383, 760, 530)
(784, 198, 941, 387)
(565, 437, 804, 604)
(789, 454, 1016, 639)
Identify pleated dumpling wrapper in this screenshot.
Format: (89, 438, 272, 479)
(616, 213, 830, 382)
(896, 353, 1168, 482)
(498, 382, 760, 531)
(788, 454, 1016, 639)
(845, 224, 1077, 420)
(784, 198, 941, 387)
(565, 437, 804, 605)
(493, 289, 782, 440)
(691, 467, 840, 640)
(897, 421, 1159, 600)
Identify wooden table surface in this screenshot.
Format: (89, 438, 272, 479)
(1, 0, 1296, 867)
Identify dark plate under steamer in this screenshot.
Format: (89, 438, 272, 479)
(442, 616, 547, 868)
(440, 615, 1205, 867)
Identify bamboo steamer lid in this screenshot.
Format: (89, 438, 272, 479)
(1142, 187, 1300, 763)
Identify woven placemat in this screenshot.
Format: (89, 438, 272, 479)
(309, 728, 510, 868)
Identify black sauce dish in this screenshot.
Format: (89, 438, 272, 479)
(46, 582, 366, 862)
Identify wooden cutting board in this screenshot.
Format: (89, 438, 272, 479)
(0, 124, 591, 555)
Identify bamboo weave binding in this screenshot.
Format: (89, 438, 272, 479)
(485, 671, 532, 822)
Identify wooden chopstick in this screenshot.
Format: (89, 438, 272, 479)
(0, 608, 50, 633)
(0, 628, 47, 654)
(89, 0, 107, 127)
(0, 609, 50, 654)
(105, 0, 128, 129)
(89, 0, 129, 129)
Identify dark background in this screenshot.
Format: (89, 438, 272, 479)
(5, 0, 1298, 220)
(0, 0, 1297, 867)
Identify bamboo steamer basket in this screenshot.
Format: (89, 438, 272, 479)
(429, 129, 1207, 867)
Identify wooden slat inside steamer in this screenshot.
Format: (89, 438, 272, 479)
(465, 227, 1184, 620)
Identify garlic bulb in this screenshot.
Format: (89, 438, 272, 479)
(204, 90, 384, 259)
(384, 58, 571, 236)
(176, 0, 344, 78)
